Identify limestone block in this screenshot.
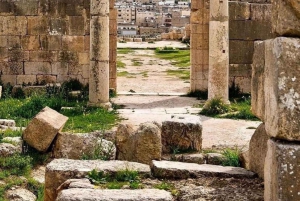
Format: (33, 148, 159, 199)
(190, 9, 202, 24)
(0, 75, 17, 85)
(173, 153, 206, 164)
(36, 75, 57, 84)
(49, 18, 67, 35)
(44, 159, 151, 201)
(16, 75, 36, 85)
(0, 1, 14, 15)
(84, 36, 90, 51)
(91, 0, 109, 16)
(23, 107, 68, 152)
(265, 139, 300, 201)
(0, 36, 7, 48)
(251, 41, 265, 121)
(272, 0, 300, 37)
(161, 116, 202, 154)
(264, 37, 300, 141)
(78, 53, 89, 65)
(5, 188, 36, 201)
(40, 36, 62, 51)
(21, 36, 40, 51)
(191, 0, 202, 10)
(0, 143, 20, 157)
(206, 153, 226, 165)
(249, 123, 268, 179)
(152, 160, 255, 179)
(24, 62, 52, 74)
(0, 119, 15, 127)
(229, 76, 251, 94)
(53, 132, 116, 160)
(62, 36, 84, 52)
(14, 0, 39, 15)
(229, 40, 254, 64)
(67, 16, 85, 36)
(57, 189, 173, 201)
(229, 64, 251, 77)
(229, 1, 250, 21)
(27, 16, 49, 35)
(250, 3, 272, 21)
(116, 123, 162, 165)
(29, 51, 58, 62)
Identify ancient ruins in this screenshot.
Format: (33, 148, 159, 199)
(0, 0, 300, 200)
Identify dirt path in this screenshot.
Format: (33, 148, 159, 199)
(117, 49, 190, 94)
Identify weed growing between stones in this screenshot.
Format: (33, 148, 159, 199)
(154, 49, 190, 67)
(221, 148, 240, 167)
(87, 168, 142, 189)
(117, 48, 134, 54)
(154, 181, 179, 196)
(117, 60, 126, 68)
(81, 137, 116, 160)
(200, 98, 230, 116)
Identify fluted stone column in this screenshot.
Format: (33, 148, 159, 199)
(89, 0, 111, 108)
(208, 0, 229, 102)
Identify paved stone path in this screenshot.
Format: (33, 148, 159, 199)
(112, 95, 261, 151)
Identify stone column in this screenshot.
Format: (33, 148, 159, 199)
(89, 0, 110, 108)
(109, 0, 117, 91)
(0, 85, 2, 99)
(208, 0, 229, 102)
(190, 0, 209, 92)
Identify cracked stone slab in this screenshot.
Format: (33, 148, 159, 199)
(151, 160, 255, 179)
(45, 159, 151, 201)
(56, 189, 173, 201)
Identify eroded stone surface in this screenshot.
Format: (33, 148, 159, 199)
(56, 189, 173, 201)
(0, 119, 15, 127)
(0, 143, 20, 157)
(5, 188, 36, 201)
(151, 160, 255, 179)
(249, 123, 268, 179)
(161, 116, 202, 154)
(45, 159, 150, 201)
(264, 37, 300, 141)
(22, 107, 68, 152)
(264, 139, 300, 201)
(53, 132, 116, 160)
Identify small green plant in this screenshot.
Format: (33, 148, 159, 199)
(222, 148, 240, 167)
(117, 60, 126, 68)
(82, 137, 115, 161)
(117, 48, 133, 54)
(185, 90, 208, 100)
(154, 182, 174, 191)
(166, 69, 190, 80)
(200, 98, 230, 116)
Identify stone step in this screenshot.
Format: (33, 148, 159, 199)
(151, 160, 255, 179)
(56, 189, 173, 201)
(45, 159, 151, 201)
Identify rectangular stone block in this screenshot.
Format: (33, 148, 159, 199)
(29, 51, 58, 62)
(40, 35, 62, 51)
(16, 75, 36, 85)
(49, 18, 67, 35)
(36, 75, 57, 84)
(67, 16, 85, 36)
(191, 0, 203, 10)
(0, 1, 14, 15)
(14, 0, 39, 15)
(229, 1, 250, 21)
(51, 62, 69, 75)
(251, 41, 265, 121)
(190, 9, 203, 24)
(7, 36, 21, 48)
(24, 62, 52, 74)
(28, 16, 49, 35)
(229, 40, 254, 64)
(21, 36, 40, 50)
(0, 36, 7, 47)
(272, 0, 300, 37)
(0, 75, 16, 85)
(78, 53, 89, 65)
(229, 64, 251, 77)
(23, 107, 68, 152)
(250, 3, 272, 21)
(265, 139, 300, 201)
(62, 36, 84, 51)
(265, 37, 300, 141)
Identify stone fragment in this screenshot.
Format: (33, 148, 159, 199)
(206, 153, 226, 165)
(45, 159, 151, 201)
(53, 132, 116, 160)
(272, 0, 300, 37)
(265, 139, 300, 201)
(0, 119, 15, 127)
(249, 123, 268, 179)
(116, 122, 161, 165)
(161, 116, 202, 154)
(239, 151, 250, 170)
(173, 153, 206, 164)
(151, 160, 255, 179)
(5, 188, 36, 201)
(56, 189, 173, 201)
(57, 179, 94, 195)
(264, 37, 300, 141)
(2, 137, 22, 151)
(0, 143, 20, 157)
(251, 41, 265, 121)
(22, 107, 68, 152)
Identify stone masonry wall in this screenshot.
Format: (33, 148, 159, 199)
(190, 0, 274, 93)
(0, 0, 117, 89)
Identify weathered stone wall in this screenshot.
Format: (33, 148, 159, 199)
(190, 0, 274, 93)
(0, 0, 117, 89)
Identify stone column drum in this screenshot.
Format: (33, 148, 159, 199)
(89, 0, 111, 107)
(208, 0, 229, 102)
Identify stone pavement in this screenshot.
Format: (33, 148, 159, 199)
(117, 41, 188, 49)
(112, 95, 261, 151)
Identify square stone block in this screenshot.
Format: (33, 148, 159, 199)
(229, 1, 250, 21)
(265, 37, 300, 141)
(265, 139, 300, 201)
(23, 107, 68, 152)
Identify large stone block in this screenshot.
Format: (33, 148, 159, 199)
(249, 123, 268, 179)
(265, 139, 300, 201)
(229, 40, 254, 64)
(264, 37, 300, 141)
(251, 41, 265, 121)
(229, 1, 250, 21)
(53, 132, 116, 160)
(250, 3, 272, 21)
(116, 123, 162, 165)
(272, 0, 300, 37)
(22, 107, 68, 152)
(45, 159, 151, 201)
(161, 116, 202, 154)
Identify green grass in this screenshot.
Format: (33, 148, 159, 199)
(117, 48, 134, 54)
(222, 148, 240, 167)
(131, 58, 142, 66)
(166, 69, 190, 80)
(117, 71, 130, 77)
(117, 60, 126, 68)
(155, 49, 190, 68)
